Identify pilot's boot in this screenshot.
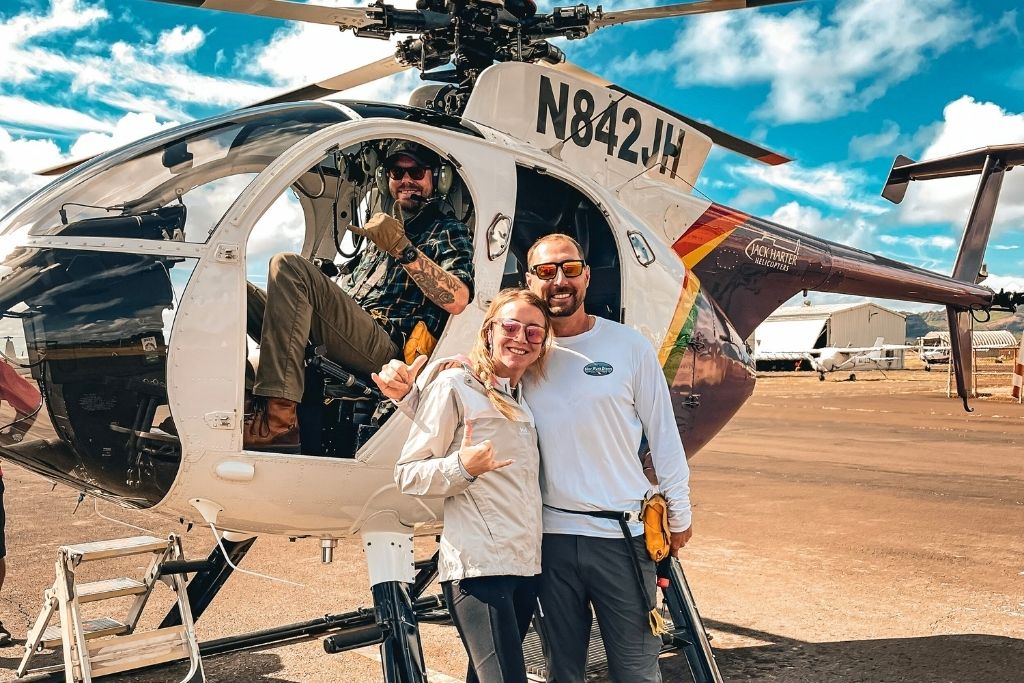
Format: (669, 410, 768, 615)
(243, 397, 300, 452)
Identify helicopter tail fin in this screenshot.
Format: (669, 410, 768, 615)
(882, 144, 1024, 410)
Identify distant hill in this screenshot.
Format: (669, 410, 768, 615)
(902, 308, 1024, 339)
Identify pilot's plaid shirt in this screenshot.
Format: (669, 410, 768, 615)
(341, 206, 474, 350)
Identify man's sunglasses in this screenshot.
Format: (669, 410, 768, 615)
(528, 259, 586, 280)
(492, 318, 546, 345)
(386, 166, 429, 181)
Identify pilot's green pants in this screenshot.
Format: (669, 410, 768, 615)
(246, 253, 398, 403)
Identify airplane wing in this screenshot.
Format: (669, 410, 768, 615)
(753, 351, 813, 361)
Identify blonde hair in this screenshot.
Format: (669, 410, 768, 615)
(468, 288, 552, 420)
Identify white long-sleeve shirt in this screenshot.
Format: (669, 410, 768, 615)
(398, 317, 692, 539)
(526, 317, 691, 538)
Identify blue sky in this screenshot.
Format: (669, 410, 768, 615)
(0, 0, 1021, 310)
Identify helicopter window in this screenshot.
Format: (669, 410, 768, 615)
(0, 246, 196, 508)
(243, 138, 475, 459)
(0, 104, 350, 246)
(506, 166, 621, 322)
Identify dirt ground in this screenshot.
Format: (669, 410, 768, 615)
(1, 360, 1022, 682)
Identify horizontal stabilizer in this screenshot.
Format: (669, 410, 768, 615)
(881, 144, 1024, 204)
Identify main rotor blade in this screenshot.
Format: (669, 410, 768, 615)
(147, 0, 377, 30)
(249, 55, 412, 106)
(549, 62, 790, 165)
(591, 0, 804, 31)
(36, 55, 410, 176)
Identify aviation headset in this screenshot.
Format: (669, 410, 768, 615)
(374, 142, 455, 199)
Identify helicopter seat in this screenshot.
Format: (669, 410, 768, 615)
(293, 344, 394, 458)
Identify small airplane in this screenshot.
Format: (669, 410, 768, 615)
(0, 1, 1022, 680)
(810, 337, 908, 381)
(755, 336, 909, 380)
(917, 331, 1020, 370)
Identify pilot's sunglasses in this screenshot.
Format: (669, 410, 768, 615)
(386, 165, 429, 181)
(493, 318, 546, 345)
(528, 259, 586, 280)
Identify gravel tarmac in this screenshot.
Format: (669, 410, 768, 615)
(1, 363, 1022, 682)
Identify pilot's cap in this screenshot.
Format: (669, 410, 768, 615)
(384, 141, 439, 169)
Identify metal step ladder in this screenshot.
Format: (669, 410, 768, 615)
(16, 534, 205, 683)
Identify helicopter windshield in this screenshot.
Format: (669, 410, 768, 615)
(0, 103, 354, 507)
(0, 103, 351, 249)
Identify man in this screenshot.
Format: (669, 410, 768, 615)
(375, 234, 692, 682)
(245, 141, 474, 451)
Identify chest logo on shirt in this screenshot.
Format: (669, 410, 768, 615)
(583, 361, 614, 377)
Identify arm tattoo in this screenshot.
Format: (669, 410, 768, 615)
(406, 252, 461, 308)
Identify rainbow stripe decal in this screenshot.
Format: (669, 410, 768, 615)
(658, 270, 702, 382)
(658, 206, 750, 381)
(672, 205, 750, 270)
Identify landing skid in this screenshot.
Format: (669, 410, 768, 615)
(154, 535, 440, 682)
(154, 540, 720, 683)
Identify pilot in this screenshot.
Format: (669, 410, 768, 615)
(375, 233, 692, 683)
(244, 141, 474, 451)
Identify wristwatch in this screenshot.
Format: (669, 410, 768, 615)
(397, 245, 419, 265)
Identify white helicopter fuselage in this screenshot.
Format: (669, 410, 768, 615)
(0, 63, 725, 551)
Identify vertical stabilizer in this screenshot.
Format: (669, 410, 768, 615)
(882, 145, 1024, 410)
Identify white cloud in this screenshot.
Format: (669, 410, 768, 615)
(0, 128, 63, 220)
(731, 186, 776, 210)
(0, 0, 109, 85)
(610, 0, 975, 123)
(993, 245, 1019, 251)
(0, 0, 276, 135)
(769, 201, 877, 250)
(69, 112, 181, 158)
(0, 96, 113, 134)
(984, 274, 1024, 294)
(732, 161, 888, 215)
(156, 26, 205, 56)
(878, 234, 956, 250)
(848, 121, 901, 161)
(241, 11, 419, 104)
(897, 96, 1024, 234)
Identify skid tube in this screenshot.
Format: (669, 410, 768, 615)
(198, 593, 445, 657)
(199, 552, 442, 657)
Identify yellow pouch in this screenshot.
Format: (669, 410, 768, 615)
(641, 493, 672, 562)
(403, 321, 437, 365)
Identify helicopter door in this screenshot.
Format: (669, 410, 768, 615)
(504, 166, 621, 321)
(164, 125, 515, 468)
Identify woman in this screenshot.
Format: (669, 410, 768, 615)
(395, 288, 552, 683)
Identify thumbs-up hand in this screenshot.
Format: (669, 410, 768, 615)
(372, 354, 428, 402)
(349, 213, 412, 257)
(458, 419, 514, 478)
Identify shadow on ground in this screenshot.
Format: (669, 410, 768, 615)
(648, 620, 1024, 683)
(2, 649, 292, 683)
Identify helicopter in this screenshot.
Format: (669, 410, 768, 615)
(1, 0, 1022, 680)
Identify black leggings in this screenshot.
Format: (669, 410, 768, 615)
(442, 574, 539, 683)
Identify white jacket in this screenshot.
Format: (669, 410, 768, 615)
(394, 362, 542, 582)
